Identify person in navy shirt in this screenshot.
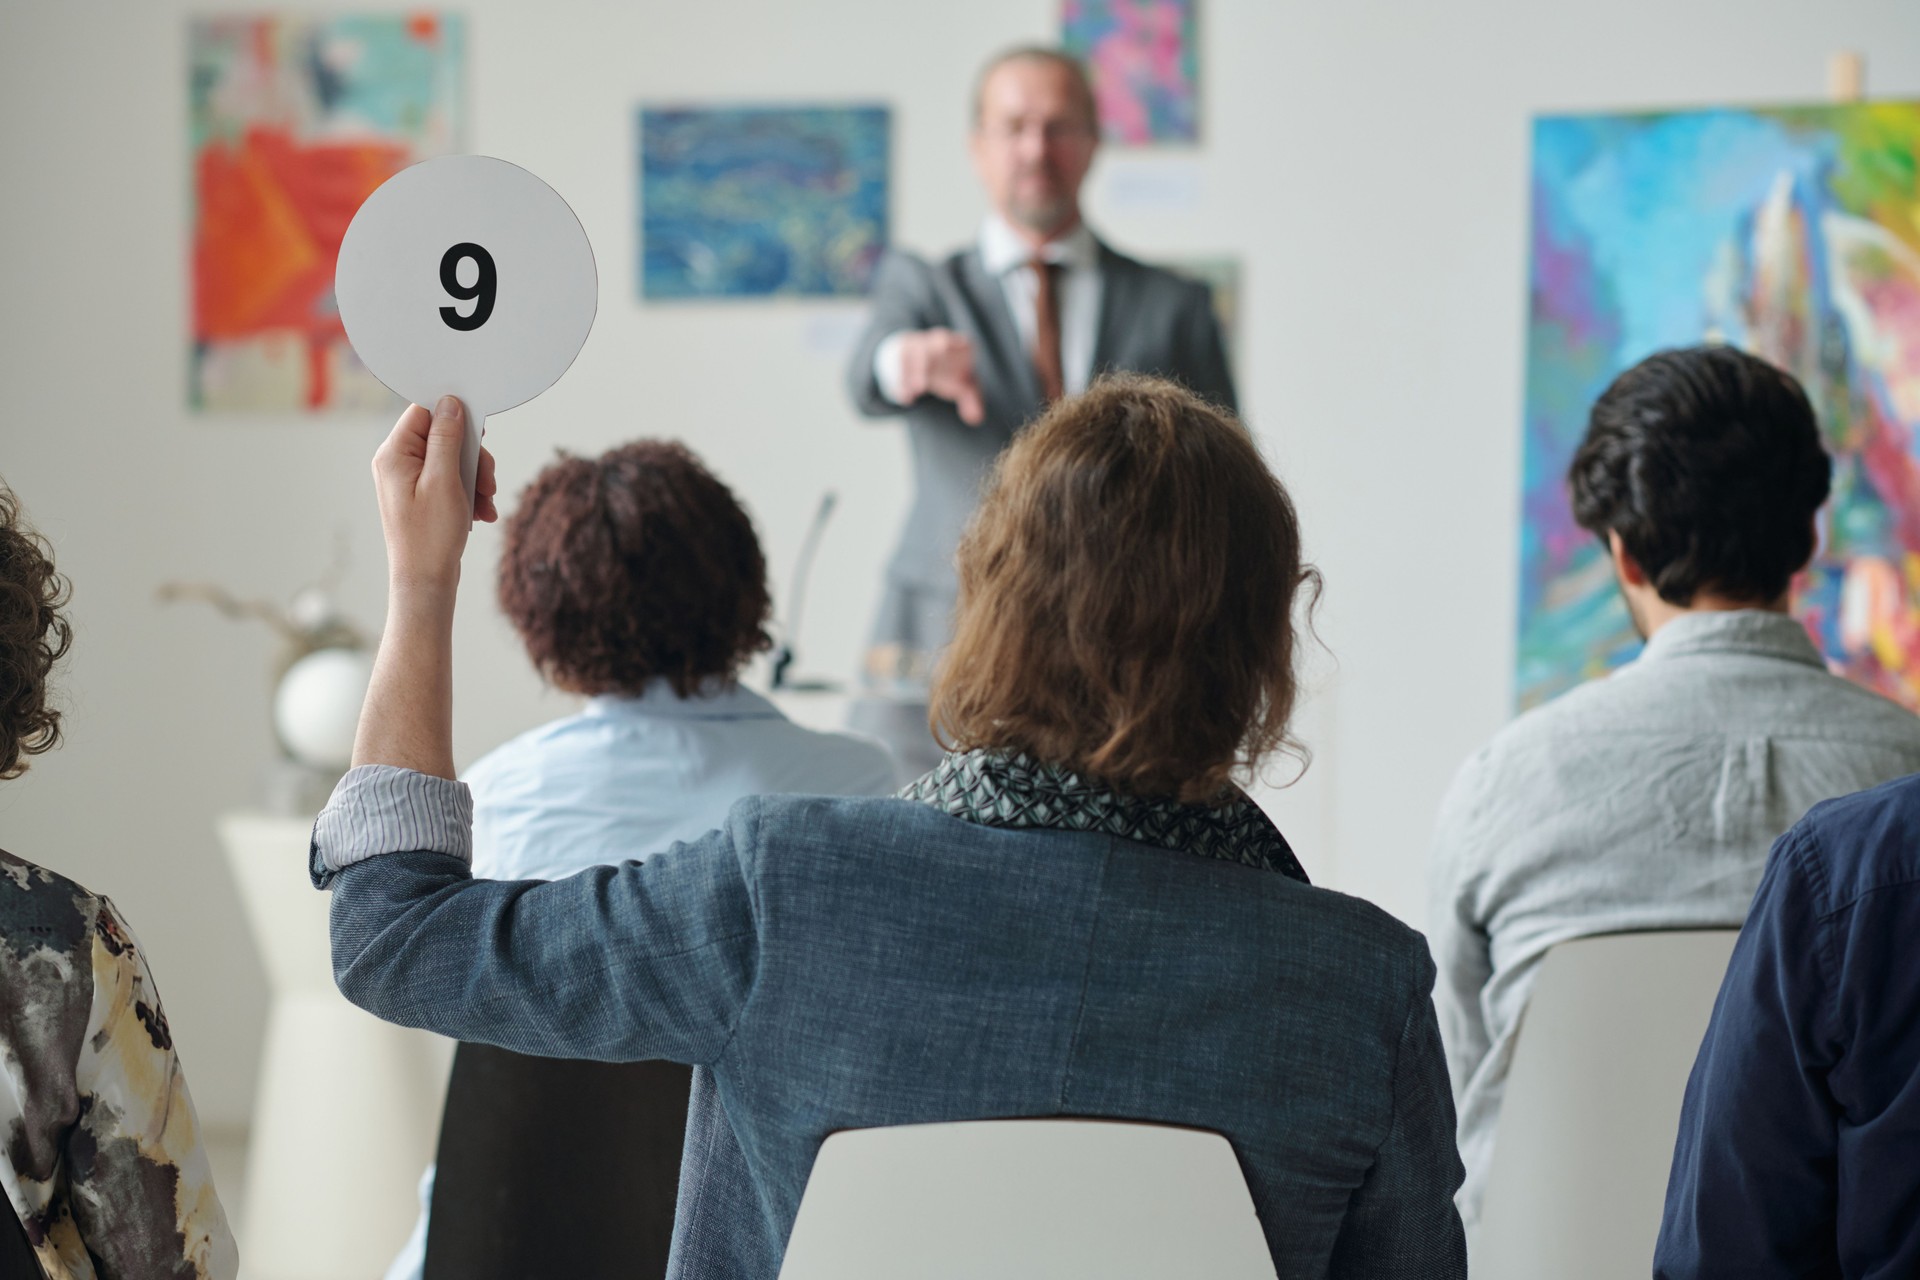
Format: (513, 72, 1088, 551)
(1657, 770, 1920, 1278)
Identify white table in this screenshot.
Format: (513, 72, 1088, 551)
(220, 813, 453, 1280)
(765, 684, 856, 736)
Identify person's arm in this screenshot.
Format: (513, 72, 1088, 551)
(320, 398, 756, 1063)
(319, 785, 759, 1063)
(847, 250, 939, 417)
(1175, 281, 1236, 414)
(66, 899, 238, 1280)
(1326, 948, 1467, 1279)
(1654, 826, 1842, 1279)
(1426, 753, 1497, 1105)
(845, 251, 984, 424)
(350, 396, 495, 782)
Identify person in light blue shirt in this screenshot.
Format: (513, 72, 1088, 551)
(466, 675, 896, 883)
(385, 438, 895, 1280)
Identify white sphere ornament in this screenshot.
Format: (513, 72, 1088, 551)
(273, 648, 374, 772)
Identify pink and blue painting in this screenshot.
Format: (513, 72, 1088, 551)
(639, 105, 889, 299)
(1521, 103, 1920, 710)
(1061, 0, 1198, 145)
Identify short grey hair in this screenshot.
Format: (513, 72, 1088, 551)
(971, 46, 1099, 133)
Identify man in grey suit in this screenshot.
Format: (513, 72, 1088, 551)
(846, 46, 1237, 771)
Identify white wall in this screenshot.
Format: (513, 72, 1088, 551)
(2, 0, 1915, 1131)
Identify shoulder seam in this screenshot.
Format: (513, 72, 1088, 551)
(1058, 840, 1113, 1110)
(1781, 828, 1843, 1049)
(1369, 950, 1423, 1171)
(709, 799, 765, 1071)
(1810, 870, 1920, 923)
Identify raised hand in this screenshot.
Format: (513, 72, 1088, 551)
(371, 397, 499, 594)
(351, 397, 497, 779)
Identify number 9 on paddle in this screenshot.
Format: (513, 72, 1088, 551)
(335, 156, 599, 520)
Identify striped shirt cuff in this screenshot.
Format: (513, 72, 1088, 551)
(309, 765, 473, 889)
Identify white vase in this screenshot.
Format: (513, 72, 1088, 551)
(272, 648, 373, 772)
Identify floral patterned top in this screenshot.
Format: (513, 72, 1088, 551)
(0, 848, 236, 1279)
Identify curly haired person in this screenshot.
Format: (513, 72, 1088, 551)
(385, 437, 897, 1279)
(0, 482, 237, 1279)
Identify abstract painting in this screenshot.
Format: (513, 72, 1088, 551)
(1521, 102, 1920, 710)
(639, 106, 889, 299)
(1061, 0, 1198, 145)
(190, 14, 464, 411)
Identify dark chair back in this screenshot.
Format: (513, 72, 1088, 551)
(423, 1042, 692, 1280)
(2, 1203, 45, 1279)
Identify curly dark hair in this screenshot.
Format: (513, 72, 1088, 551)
(496, 440, 773, 697)
(1569, 346, 1832, 607)
(933, 375, 1319, 804)
(0, 483, 73, 779)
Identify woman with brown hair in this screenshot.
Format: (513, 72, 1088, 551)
(316, 382, 1465, 1278)
(0, 484, 237, 1279)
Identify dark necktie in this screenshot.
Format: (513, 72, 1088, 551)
(1028, 259, 1064, 403)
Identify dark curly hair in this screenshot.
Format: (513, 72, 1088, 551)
(1569, 346, 1832, 607)
(496, 441, 773, 698)
(0, 483, 73, 779)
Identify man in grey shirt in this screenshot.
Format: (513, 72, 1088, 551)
(1429, 345, 1920, 1237)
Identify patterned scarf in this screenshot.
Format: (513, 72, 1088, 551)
(902, 750, 1308, 883)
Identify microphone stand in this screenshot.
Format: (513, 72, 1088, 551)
(771, 490, 838, 691)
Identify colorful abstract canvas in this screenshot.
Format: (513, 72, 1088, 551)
(639, 106, 889, 299)
(1061, 0, 1198, 145)
(190, 14, 464, 411)
(1521, 103, 1920, 710)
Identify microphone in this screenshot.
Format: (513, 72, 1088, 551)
(771, 490, 839, 691)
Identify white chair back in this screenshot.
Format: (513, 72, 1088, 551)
(777, 1118, 1277, 1280)
(1474, 929, 1739, 1280)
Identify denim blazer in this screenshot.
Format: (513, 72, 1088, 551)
(317, 774, 1464, 1279)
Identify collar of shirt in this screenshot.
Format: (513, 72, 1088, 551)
(1636, 609, 1827, 669)
(585, 677, 787, 723)
(977, 213, 1100, 278)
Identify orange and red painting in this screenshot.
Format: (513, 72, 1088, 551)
(190, 14, 464, 411)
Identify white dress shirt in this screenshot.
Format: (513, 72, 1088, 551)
(874, 214, 1106, 404)
(383, 679, 898, 1280)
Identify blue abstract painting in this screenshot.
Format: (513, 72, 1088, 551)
(1520, 103, 1920, 711)
(639, 105, 890, 299)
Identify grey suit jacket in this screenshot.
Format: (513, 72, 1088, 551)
(846, 242, 1236, 601)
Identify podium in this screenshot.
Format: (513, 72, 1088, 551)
(220, 813, 454, 1279)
